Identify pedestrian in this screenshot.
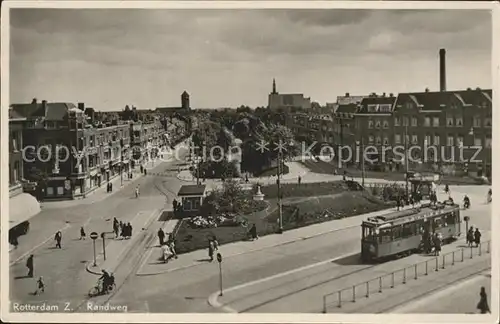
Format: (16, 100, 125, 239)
(11, 235, 19, 249)
(113, 222, 119, 238)
(467, 227, 474, 247)
(433, 233, 441, 256)
(208, 240, 215, 262)
(474, 228, 481, 248)
(168, 239, 178, 259)
(109, 182, 113, 192)
(106, 183, 110, 193)
(158, 228, 165, 246)
(212, 235, 219, 251)
(80, 226, 86, 240)
(34, 276, 45, 295)
(245, 174, 249, 183)
(161, 244, 171, 263)
(298, 175, 302, 186)
(477, 286, 490, 314)
(249, 223, 258, 241)
(54, 231, 62, 249)
(119, 221, 124, 238)
(127, 222, 133, 238)
(396, 198, 401, 211)
(26, 254, 34, 278)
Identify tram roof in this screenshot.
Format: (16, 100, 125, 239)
(363, 203, 459, 227)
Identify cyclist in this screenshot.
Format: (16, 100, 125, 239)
(99, 270, 111, 294)
(463, 194, 470, 209)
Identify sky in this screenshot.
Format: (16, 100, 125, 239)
(10, 8, 492, 111)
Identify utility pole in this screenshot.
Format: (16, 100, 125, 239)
(361, 137, 365, 187)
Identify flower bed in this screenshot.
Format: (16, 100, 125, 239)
(259, 181, 348, 199)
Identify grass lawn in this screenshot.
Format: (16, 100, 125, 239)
(259, 181, 348, 199)
(267, 191, 393, 230)
(173, 181, 391, 254)
(255, 164, 290, 177)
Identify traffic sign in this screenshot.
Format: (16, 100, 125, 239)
(216, 253, 222, 263)
(90, 232, 99, 240)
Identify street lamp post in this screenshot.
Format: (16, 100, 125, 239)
(404, 125, 409, 201)
(356, 139, 365, 187)
(277, 150, 283, 234)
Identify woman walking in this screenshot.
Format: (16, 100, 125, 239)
(477, 286, 490, 314)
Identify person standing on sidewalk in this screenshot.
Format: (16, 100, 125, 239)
(249, 224, 258, 241)
(433, 233, 441, 256)
(54, 231, 62, 249)
(26, 254, 34, 278)
(474, 228, 482, 248)
(208, 239, 215, 262)
(158, 228, 165, 246)
(298, 175, 302, 186)
(477, 286, 490, 314)
(80, 226, 86, 240)
(467, 227, 474, 247)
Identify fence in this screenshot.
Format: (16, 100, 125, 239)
(322, 240, 491, 313)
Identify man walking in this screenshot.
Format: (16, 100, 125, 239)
(34, 276, 45, 295)
(158, 228, 165, 246)
(80, 226, 86, 240)
(474, 228, 482, 248)
(54, 231, 62, 249)
(26, 254, 34, 278)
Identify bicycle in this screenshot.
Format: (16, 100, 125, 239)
(88, 280, 116, 297)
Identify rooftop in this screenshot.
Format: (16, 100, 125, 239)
(177, 184, 207, 196)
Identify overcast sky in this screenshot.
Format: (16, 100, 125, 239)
(10, 8, 492, 110)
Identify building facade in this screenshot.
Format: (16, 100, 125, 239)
(9, 112, 26, 197)
(268, 79, 312, 111)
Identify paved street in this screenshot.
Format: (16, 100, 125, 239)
(104, 184, 490, 313)
(8, 146, 188, 312)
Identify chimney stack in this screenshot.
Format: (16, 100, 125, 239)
(439, 48, 446, 92)
(78, 102, 85, 111)
(42, 100, 48, 110)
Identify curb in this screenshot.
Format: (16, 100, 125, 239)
(135, 223, 359, 276)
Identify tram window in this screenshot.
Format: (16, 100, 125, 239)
(402, 223, 415, 238)
(445, 213, 456, 225)
(392, 225, 403, 240)
(379, 228, 392, 243)
(434, 217, 444, 229)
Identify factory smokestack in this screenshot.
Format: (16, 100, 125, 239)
(439, 48, 446, 92)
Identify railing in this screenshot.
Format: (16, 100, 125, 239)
(322, 240, 491, 313)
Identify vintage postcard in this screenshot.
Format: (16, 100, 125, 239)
(1, 1, 498, 323)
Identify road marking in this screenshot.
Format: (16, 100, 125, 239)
(207, 251, 358, 313)
(9, 223, 71, 266)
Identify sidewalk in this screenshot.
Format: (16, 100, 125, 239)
(324, 233, 492, 313)
(85, 208, 162, 275)
(136, 204, 416, 276)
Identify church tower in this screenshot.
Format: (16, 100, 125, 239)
(181, 91, 190, 110)
(272, 78, 278, 94)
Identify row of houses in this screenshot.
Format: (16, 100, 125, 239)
(287, 88, 492, 177)
(8, 99, 189, 201)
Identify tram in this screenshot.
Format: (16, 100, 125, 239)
(361, 202, 461, 262)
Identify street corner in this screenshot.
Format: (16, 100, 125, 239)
(207, 291, 238, 313)
(135, 244, 200, 277)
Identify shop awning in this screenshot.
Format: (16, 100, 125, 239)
(9, 193, 41, 229)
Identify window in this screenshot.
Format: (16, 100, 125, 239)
(405, 134, 410, 145)
(380, 104, 391, 112)
(367, 104, 377, 112)
(411, 135, 418, 144)
(383, 137, 389, 145)
(379, 228, 392, 243)
(433, 117, 440, 127)
(395, 134, 402, 144)
(13, 161, 19, 183)
(445, 214, 456, 225)
(403, 117, 409, 127)
(425, 134, 431, 145)
(368, 120, 374, 129)
(455, 117, 463, 127)
(457, 135, 464, 148)
(433, 135, 440, 146)
(485, 137, 492, 148)
(11, 131, 18, 151)
(402, 223, 416, 238)
(383, 120, 389, 129)
(424, 117, 431, 127)
(447, 117, 454, 127)
(411, 117, 418, 127)
(481, 101, 489, 109)
(375, 120, 381, 128)
(473, 116, 481, 127)
(392, 225, 403, 240)
(405, 102, 414, 109)
(484, 118, 492, 127)
(447, 135, 454, 146)
(376, 136, 382, 145)
(394, 117, 400, 126)
(474, 137, 482, 147)
(434, 217, 444, 229)
(368, 135, 374, 144)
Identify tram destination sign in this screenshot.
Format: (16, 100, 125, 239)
(392, 209, 446, 226)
